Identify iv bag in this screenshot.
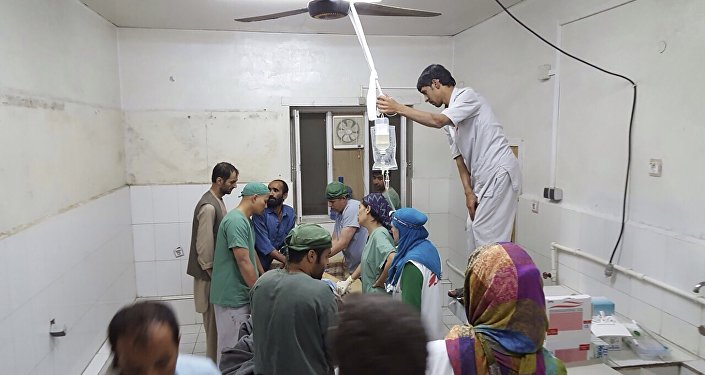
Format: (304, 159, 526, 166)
(371, 125, 397, 171)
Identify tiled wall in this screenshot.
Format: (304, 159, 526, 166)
(515, 195, 705, 358)
(0, 187, 135, 374)
(130, 183, 293, 299)
(132, 179, 454, 302)
(132, 184, 235, 298)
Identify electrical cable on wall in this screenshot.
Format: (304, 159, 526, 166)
(494, 0, 637, 276)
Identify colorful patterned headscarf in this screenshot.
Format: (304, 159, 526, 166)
(444, 242, 566, 375)
(362, 193, 393, 229)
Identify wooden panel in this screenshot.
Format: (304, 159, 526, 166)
(333, 148, 364, 201)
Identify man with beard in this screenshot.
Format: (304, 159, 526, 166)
(371, 170, 401, 210)
(186, 162, 238, 363)
(252, 179, 295, 271)
(251, 224, 338, 375)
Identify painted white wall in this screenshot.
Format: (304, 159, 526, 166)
(118, 28, 453, 184)
(452, 0, 705, 357)
(0, 1, 132, 373)
(0, 0, 124, 235)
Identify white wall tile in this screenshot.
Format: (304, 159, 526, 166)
(11, 304, 36, 374)
(156, 260, 183, 297)
(154, 223, 181, 261)
(661, 293, 701, 327)
(629, 226, 668, 281)
(628, 298, 662, 333)
(411, 178, 430, 214)
(5, 234, 33, 311)
(179, 222, 192, 255)
(181, 259, 194, 295)
(436, 246, 449, 267)
(178, 185, 206, 223)
(0, 240, 11, 321)
(427, 213, 449, 248)
(0, 318, 16, 374)
(660, 312, 699, 354)
(663, 237, 704, 294)
(0, 188, 134, 375)
(152, 185, 180, 223)
(166, 299, 197, 325)
(132, 224, 156, 262)
(428, 178, 449, 214)
(136, 261, 157, 297)
(130, 186, 154, 224)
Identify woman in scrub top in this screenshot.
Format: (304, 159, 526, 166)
(336, 193, 395, 295)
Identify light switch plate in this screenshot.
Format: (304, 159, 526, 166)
(649, 159, 662, 177)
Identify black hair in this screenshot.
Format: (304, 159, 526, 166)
(371, 170, 383, 177)
(271, 179, 289, 194)
(287, 247, 327, 264)
(416, 64, 456, 92)
(333, 294, 427, 375)
(361, 200, 390, 230)
(211, 162, 238, 183)
(107, 301, 180, 368)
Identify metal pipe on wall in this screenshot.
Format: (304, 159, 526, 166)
(551, 242, 705, 307)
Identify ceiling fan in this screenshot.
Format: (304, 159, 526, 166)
(234, 0, 441, 22)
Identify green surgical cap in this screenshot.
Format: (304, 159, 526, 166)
(284, 224, 332, 252)
(326, 181, 349, 200)
(240, 182, 269, 197)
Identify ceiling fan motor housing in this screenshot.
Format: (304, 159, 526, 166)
(308, 0, 350, 20)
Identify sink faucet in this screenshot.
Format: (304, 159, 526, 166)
(693, 281, 705, 293)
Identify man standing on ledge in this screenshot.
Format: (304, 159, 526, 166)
(377, 64, 521, 251)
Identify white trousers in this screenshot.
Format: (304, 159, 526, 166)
(465, 169, 518, 253)
(214, 304, 250, 367)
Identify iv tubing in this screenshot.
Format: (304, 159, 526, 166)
(349, 3, 384, 97)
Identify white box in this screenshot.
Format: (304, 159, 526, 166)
(544, 294, 592, 363)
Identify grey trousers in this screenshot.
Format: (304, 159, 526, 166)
(194, 278, 218, 363)
(466, 169, 518, 252)
(214, 304, 251, 367)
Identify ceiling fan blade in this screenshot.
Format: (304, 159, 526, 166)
(353, 3, 441, 17)
(235, 8, 308, 22)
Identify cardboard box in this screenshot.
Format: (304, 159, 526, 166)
(544, 294, 592, 363)
(590, 336, 610, 360)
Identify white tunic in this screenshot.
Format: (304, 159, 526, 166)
(390, 260, 444, 341)
(426, 340, 454, 375)
(442, 87, 521, 250)
(441, 87, 521, 197)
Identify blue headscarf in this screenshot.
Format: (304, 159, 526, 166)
(386, 208, 442, 286)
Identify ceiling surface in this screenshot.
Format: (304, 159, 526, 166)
(79, 0, 522, 36)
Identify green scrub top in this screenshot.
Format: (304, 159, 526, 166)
(360, 226, 396, 294)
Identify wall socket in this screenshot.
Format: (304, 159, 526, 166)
(531, 200, 539, 213)
(649, 159, 662, 177)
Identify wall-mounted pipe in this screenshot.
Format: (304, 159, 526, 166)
(551, 242, 705, 307)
